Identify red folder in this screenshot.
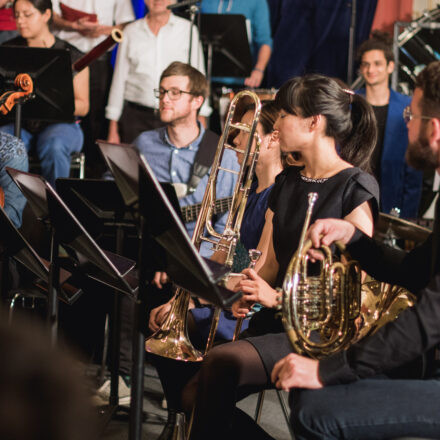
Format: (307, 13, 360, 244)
(60, 3, 98, 22)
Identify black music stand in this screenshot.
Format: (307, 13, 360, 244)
(138, 154, 240, 307)
(97, 140, 182, 439)
(96, 139, 185, 221)
(6, 167, 137, 295)
(6, 168, 138, 423)
(6, 167, 63, 343)
(127, 154, 240, 440)
(56, 177, 139, 396)
(0, 46, 74, 138)
(56, 178, 134, 240)
(96, 140, 140, 210)
(0, 204, 82, 307)
(199, 14, 253, 83)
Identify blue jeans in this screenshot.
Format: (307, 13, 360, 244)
(0, 122, 83, 187)
(0, 132, 28, 228)
(291, 377, 440, 440)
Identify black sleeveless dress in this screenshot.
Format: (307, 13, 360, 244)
(243, 166, 380, 377)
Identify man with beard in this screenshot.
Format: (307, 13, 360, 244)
(134, 61, 237, 258)
(271, 61, 440, 440)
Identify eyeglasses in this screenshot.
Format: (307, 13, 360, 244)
(154, 87, 194, 100)
(403, 106, 432, 124)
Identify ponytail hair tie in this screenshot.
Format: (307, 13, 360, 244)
(343, 88, 355, 95)
(343, 88, 355, 103)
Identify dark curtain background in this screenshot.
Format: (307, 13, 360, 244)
(266, 0, 377, 87)
(130, 0, 377, 87)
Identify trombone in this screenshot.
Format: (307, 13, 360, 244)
(145, 90, 262, 361)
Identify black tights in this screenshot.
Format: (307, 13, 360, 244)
(182, 340, 275, 440)
(148, 312, 205, 411)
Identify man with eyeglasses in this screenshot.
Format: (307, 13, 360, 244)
(105, 0, 211, 145)
(130, 61, 238, 439)
(134, 62, 237, 257)
(271, 61, 440, 440)
(357, 31, 422, 219)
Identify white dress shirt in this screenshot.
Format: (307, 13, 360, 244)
(105, 14, 211, 121)
(52, 0, 135, 53)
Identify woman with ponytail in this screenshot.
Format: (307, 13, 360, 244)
(181, 74, 380, 440)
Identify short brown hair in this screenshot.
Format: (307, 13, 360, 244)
(357, 30, 394, 64)
(415, 61, 440, 118)
(160, 62, 209, 99)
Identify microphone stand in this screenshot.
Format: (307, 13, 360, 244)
(167, 0, 203, 66)
(347, 0, 357, 85)
(188, 3, 200, 65)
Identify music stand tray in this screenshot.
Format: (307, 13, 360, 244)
(96, 140, 183, 223)
(138, 154, 241, 308)
(0, 205, 81, 304)
(56, 178, 133, 238)
(199, 13, 253, 79)
(0, 46, 75, 123)
(6, 168, 138, 298)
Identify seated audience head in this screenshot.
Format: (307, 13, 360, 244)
(357, 31, 394, 87)
(405, 60, 440, 170)
(154, 61, 209, 124)
(274, 73, 377, 172)
(0, 313, 97, 440)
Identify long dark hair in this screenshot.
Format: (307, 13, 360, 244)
(275, 74, 377, 172)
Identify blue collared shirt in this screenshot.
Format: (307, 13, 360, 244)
(134, 124, 239, 257)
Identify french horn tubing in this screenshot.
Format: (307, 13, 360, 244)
(281, 192, 416, 359)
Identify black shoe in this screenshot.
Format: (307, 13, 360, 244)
(158, 410, 186, 440)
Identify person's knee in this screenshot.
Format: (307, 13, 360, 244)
(38, 124, 83, 157)
(181, 344, 242, 414)
(37, 136, 69, 160)
(291, 390, 329, 438)
(201, 344, 243, 383)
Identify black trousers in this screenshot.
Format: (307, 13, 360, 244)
(119, 101, 166, 144)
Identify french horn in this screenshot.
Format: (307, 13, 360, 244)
(281, 192, 416, 359)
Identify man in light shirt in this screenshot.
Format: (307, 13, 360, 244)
(52, 0, 135, 177)
(105, 0, 210, 145)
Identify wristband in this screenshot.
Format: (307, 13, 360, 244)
(253, 67, 264, 74)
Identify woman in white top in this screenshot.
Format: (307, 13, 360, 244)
(106, 0, 210, 144)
